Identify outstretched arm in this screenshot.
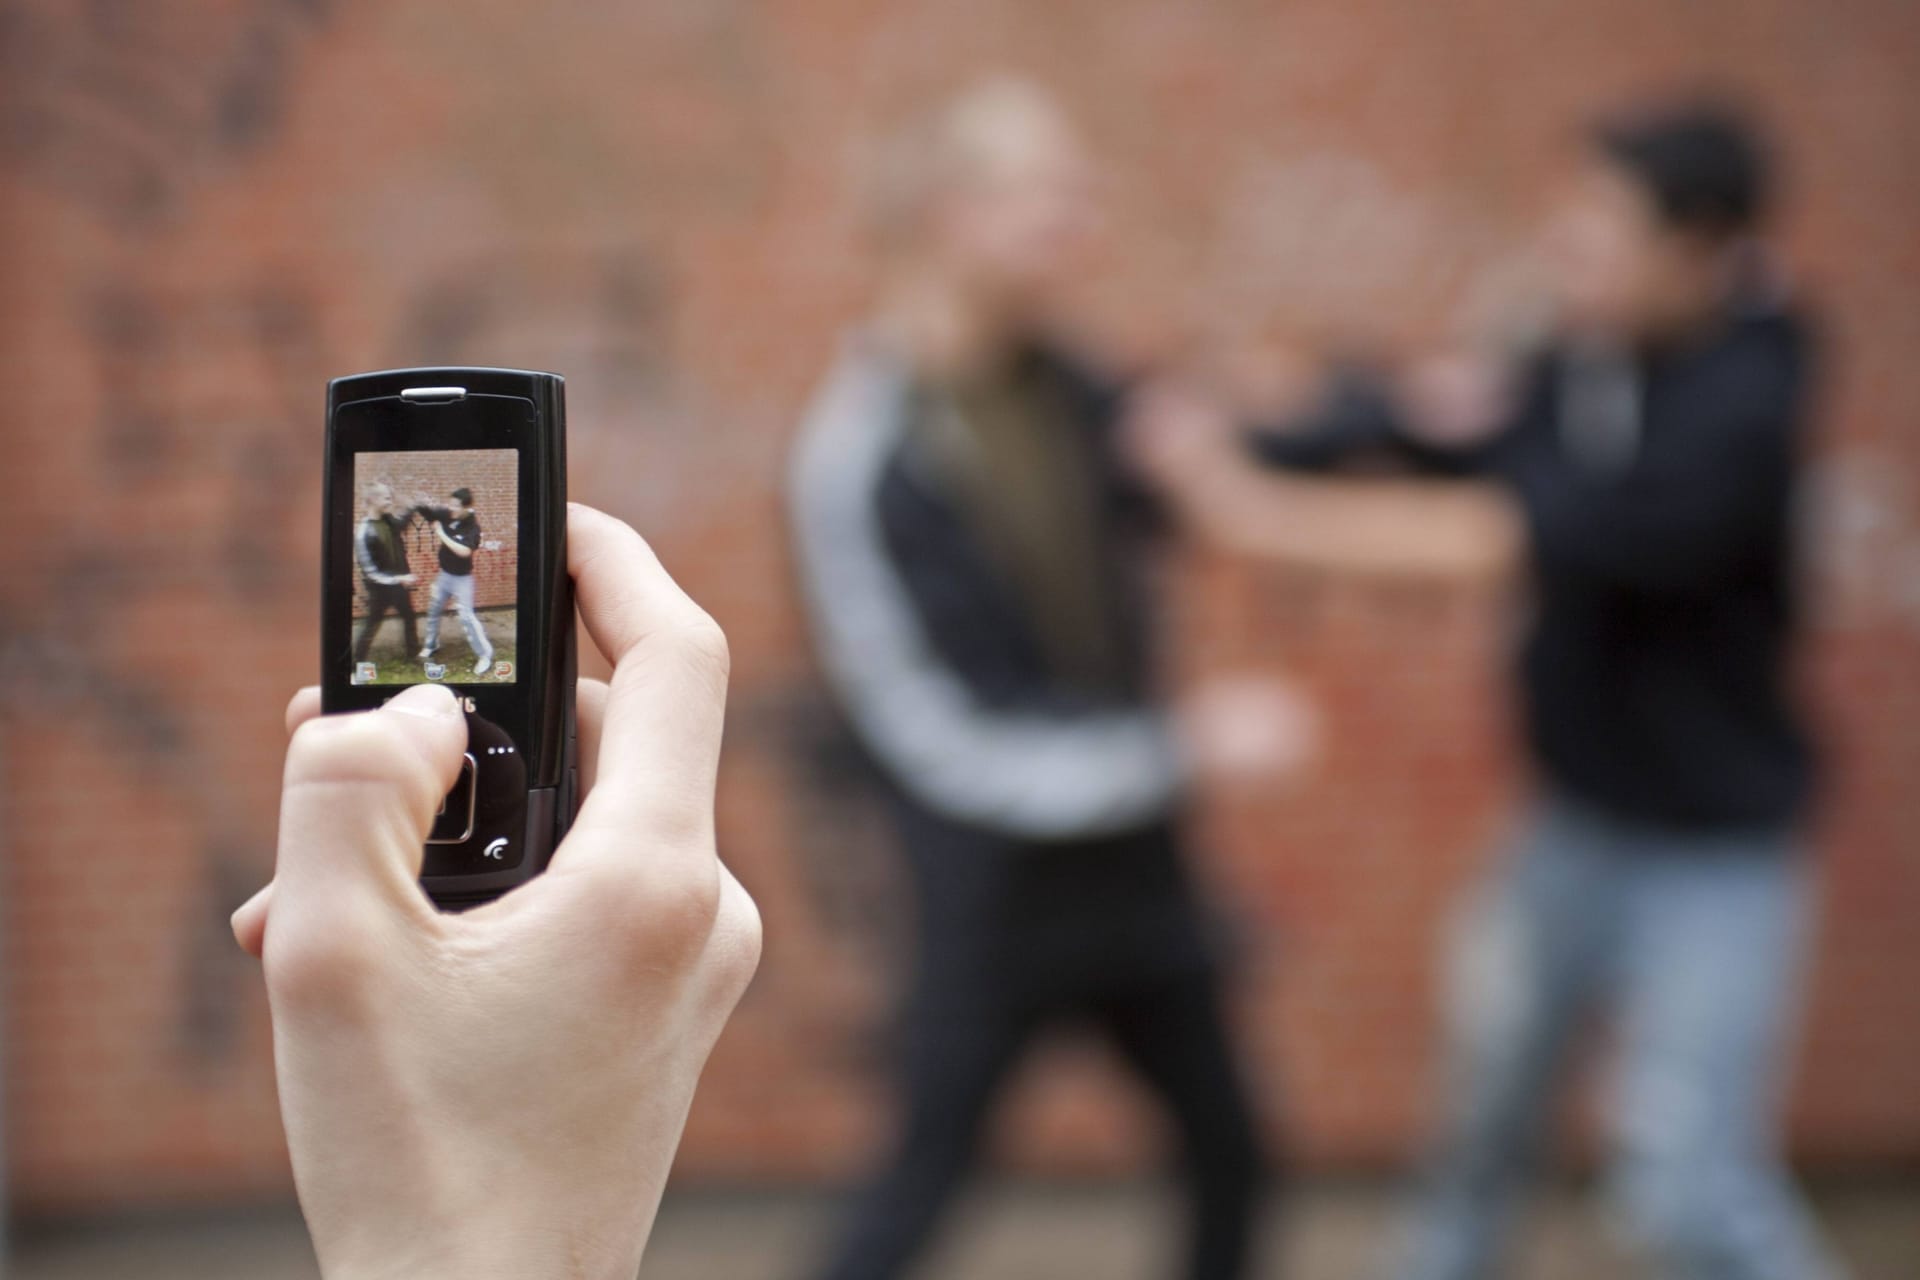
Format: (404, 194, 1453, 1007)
(1124, 378, 1522, 582)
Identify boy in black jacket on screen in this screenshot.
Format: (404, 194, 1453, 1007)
(413, 486, 495, 676)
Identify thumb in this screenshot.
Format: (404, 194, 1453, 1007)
(272, 683, 468, 927)
(232, 882, 272, 958)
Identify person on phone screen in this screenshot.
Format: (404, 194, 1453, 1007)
(791, 79, 1288, 1280)
(414, 486, 495, 676)
(352, 481, 420, 665)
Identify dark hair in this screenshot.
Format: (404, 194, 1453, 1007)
(451, 487, 473, 506)
(1592, 100, 1771, 237)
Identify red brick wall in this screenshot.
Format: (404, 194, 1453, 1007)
(349, 449, 518, 616)
(3, 0, 1918, 1214)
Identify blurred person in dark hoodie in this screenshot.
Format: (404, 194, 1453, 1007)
(790, 78, 1307, 1280)
(1134, 101, 1846, 1280)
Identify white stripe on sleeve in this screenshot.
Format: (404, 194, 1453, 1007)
(788, 342, 1181, 842)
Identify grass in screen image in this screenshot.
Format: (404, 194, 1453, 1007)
(355, 608, 518, 685)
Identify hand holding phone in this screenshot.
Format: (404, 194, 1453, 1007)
(323, 368, 577, 906)
(242, 505, 759, 1279)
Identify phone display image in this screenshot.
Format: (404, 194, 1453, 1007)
(323, 368, 573, 905)
(349, 448, 518, 685)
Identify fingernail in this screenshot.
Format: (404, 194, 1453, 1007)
(386, 682, 461, 721)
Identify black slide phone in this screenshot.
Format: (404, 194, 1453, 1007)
(321, 367, 577, 908)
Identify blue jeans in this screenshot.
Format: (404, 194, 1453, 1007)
(1393, 796, 1847, 1280)
(423, 571, 492, 664)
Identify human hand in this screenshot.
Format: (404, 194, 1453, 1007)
(233, 503, 760, 1280)
(1117, 378, 1239, 484)
(400, 574, 417, 586)
(1176, 674, 1319, 784)
(1393, 350, 1513, 451)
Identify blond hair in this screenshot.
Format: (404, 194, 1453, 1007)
(863, 76, 1076, 246)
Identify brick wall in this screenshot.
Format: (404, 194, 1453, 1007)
(349, 448, 518, 616)
(3, 0, 1918, 1215)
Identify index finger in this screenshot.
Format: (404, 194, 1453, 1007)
(561, 504, 729, 855)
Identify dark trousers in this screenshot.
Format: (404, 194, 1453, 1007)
(814, 943, 1269, 1280)
(353, 582, 419, 662)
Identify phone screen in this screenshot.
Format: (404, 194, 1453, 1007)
(348, 448, 519, 686)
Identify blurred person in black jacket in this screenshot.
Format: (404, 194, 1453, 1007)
(1133, 101, 1846, 1280)
(791, 79, 1305, 1280)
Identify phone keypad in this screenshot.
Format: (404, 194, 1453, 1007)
(422, 713, 527, 878)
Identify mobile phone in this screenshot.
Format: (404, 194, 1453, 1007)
(321, 367, 576, 908)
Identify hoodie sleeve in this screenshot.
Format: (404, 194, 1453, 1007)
(1246, 366, 1500, 477)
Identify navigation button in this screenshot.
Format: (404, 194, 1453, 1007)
(427, 753, 477, 844)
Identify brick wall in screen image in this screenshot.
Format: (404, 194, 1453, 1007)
(352, 448, 519, 616)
